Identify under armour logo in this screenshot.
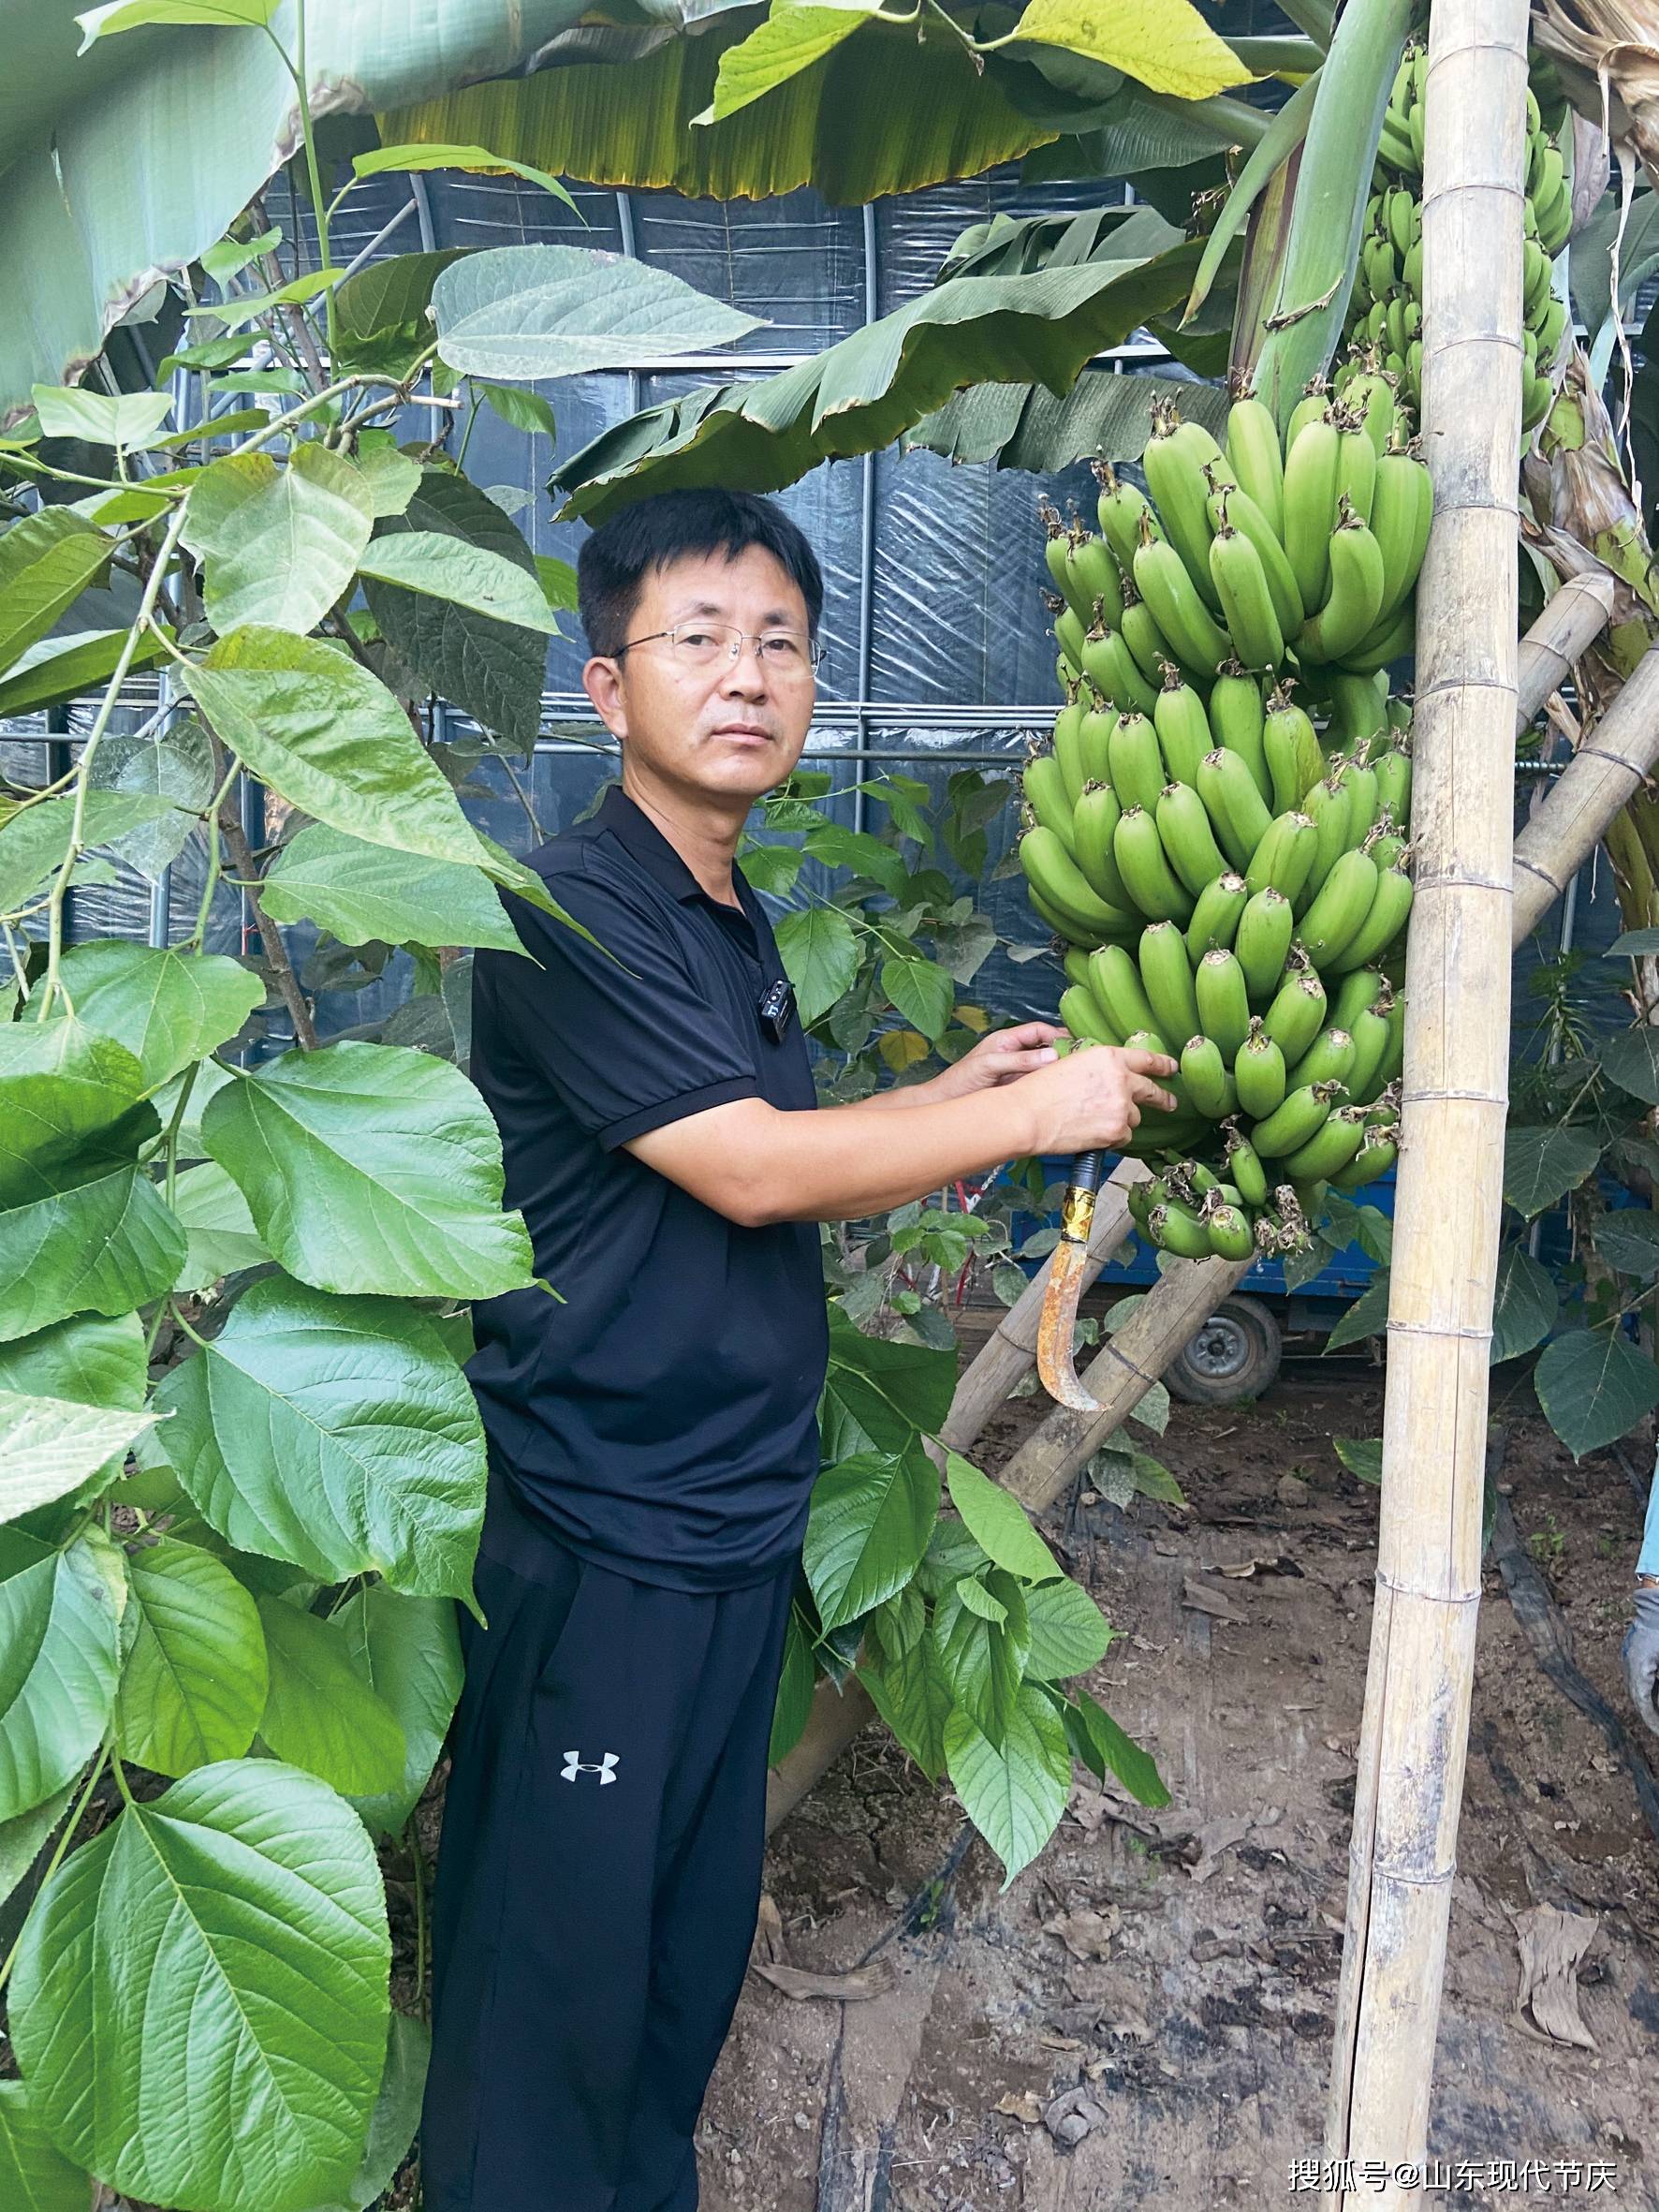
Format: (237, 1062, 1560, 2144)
(562, 1749, 619, 1784)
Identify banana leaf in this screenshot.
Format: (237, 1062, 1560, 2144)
(904, 365, 1229, 471)
(0, 0, 600, 415)
(550, 241, 1203, 522)
(376, 8, 1056, 207)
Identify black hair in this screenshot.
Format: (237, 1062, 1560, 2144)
(576, 488, 824, 659)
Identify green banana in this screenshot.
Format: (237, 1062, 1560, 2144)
(1195, 948, 1252, 1061)
(1285, 381, 1331, 449)
(1184, 872, 1250, 964)
(1181, 1034, 1234, 1120)
(1054, 601, 1086, 673)
(1107, 710, 1168, 816)
(1235, 887, 1295, 1002)
(1114, 804, 1196, 923)
(1225, 389, 1285, 540)
(1093, 461, 1162, 573)
(1330, 966, 1387, 1034)
(1234, 1021, 1287, 1119)
(1209, 518, 1285, 671)
(1206, 663, 1273, 804)
(1205, 479, 1304, 641)
(1262, 968, 1328, 1064)
(1142, 402, 1226, 612)
(1073, 781, 1132, 907)
(1040, 505, 1091, 622)
(1027, 886, 1098, 949)
(1089, 944, 1160, 1040)
(1197, 745, 1274, 873)
(1138, 919, 1202, 1049)
(1285, 1024, 1357, 1093)
(1202, 1197, 1255, 1261)
(1297, 846, 1380, 966)
(1297, 503, 1387, 662)
(1263, 687, 1325, 811)
(1223, 1123, 1270, 1208)
(1337, 604, 1415, 675)
(1282, 412, 1341, 614)
(1344, 1004, 1391, 1102)
(1299, 774, 1355, 910)
(1134, 516, 1232, 676)
(1071, 534, 1123, 628)
(1078, 702, 1119, 789)
(1371, 443, 1433, 621)
(1023, 752, 1077, 851)
(1339, 754, 1380, 845)
(1059, 982, 1120, 1048)
(1152, 671, 1214, 788)
(1244, 811, 1317, 904)
(1063, 948, 1094, 995)
(1148, 1200, 1214, 1259)
(1252, 1079, 1343, 1159)
(1333, 413, 1378, 524)
(1082, 623, 1159, 716)
(1120, 582, 1180, 687)
(1330, 1124, 1400, 1188)
(1280, 1103, 1370, 1182)
(1052, 694, 1089, 807)
(1156, 779, 1229, 899)
(1021, 825, 1140, 939)
(1328, 860, 1414, 972)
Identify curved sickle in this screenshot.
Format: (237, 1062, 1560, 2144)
(1035, 1150, 1107, 1412)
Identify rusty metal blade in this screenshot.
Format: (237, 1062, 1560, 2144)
(1036, 1234, 1105, 1412)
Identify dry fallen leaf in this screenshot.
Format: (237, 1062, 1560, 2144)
(1510, 1903, 1599, 2052)
(1182, 1575, 1248, 1622)
(1037, 2029, 1085, 2053)
(749, 1957, 895, 2003)
(993, 2090, 1045, 2126)
(1042, 1906, 1121, 1963)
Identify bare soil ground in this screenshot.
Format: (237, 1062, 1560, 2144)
(697, 1324, 1659, 2211)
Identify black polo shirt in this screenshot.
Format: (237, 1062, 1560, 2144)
(464, 781, 828, 1592)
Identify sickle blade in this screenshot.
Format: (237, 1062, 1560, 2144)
(1036, 1153, 1108, 1412)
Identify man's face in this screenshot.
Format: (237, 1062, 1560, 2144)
(581, 545, 816, 804)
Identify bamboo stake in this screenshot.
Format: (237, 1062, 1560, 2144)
(1323, 7, 1528, 2200)
(939, 1157, 1150, 1453)
(1515, 568, 1616, 732)
(1512, 643, 1659, 939)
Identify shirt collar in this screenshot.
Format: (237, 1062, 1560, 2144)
(593, 781, 759, 921)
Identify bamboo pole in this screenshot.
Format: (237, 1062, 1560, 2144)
(1512, 643, 1659, 939)
(939, 1157, 1149, 1453)
(1322, 7, 1528, 2200)
(1515, 568, 1616, 733)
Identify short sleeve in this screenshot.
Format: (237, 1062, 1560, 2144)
(483, 862, 761, 1148)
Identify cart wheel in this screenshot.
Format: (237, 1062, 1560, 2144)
(1167, 1296, 1282, 1406)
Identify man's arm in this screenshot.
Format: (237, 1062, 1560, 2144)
(624, 1044, 1179, 1226)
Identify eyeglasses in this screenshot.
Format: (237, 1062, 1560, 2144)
(616, 623, 824, 675)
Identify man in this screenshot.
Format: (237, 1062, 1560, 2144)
(419, 487, 1177, 2212)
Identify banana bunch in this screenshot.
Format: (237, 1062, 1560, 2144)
(1020, 640, 1414, 1253)
(1048, 393, 1431, 722)
(1347, 46, 1569, 431)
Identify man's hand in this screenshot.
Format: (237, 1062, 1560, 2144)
(927, 1021, 1067, 1101)
(1014, 1042, 1181, 1155)
(1622, 1585, 1659, 1738)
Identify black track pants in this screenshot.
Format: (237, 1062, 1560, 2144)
(419, 1460, 800, 2212)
